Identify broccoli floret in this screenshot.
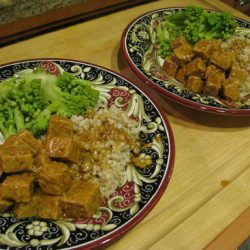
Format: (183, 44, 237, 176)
(56, 71, 76, 92)
(14, 107, 25, 132)
(56, 72, 99, 107)
(184, 5, 204, 22)
(57, 72, 99, 107)
(205, 11, 237, 40)
(0, 77, 19, 103)
(156, 5, 238, 56)
(30, 109, 51, 136)
(29, 73, 99, 135)
(0, 68, 100, 138)
(0, 104, 17, 138)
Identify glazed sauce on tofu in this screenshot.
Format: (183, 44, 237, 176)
(0, 114, 144, 220)
(162, 36, 250, 104)
(0, 116, 103, 220)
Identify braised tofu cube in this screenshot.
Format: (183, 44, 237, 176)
(176, 67, 187, 84)
(14, 193, 40, 218)
(17, 130, 41, 156)
(230, 65, 248, 85)
(193, 39, 214, 59)
(38, 161, 72, 195)
(210, 39, 222, 51)
(1, 174, 34, 202)
(32, 154, 47, 175)
(186, 76, 203, 93)
(3, 134, 19, 148)
(47, 115, 73, 139)
(170, 36, 189, 49)
(203, 73, 223, 96)
(61, 181, 103, 219)
(185, 57, 206, 77)
(0, 199, 13, 213)
(205, 65, 225, 80)
(3, 131, 40, 157)
(32, 150, 50, 177)
(46, 137, 80, 163)
(0, 188, 13, 213)
(210, 51, 235, 70)
(222, 78, 240, 102)
(38, 194, 62, 220)
(173, 45, 195, 65)
(0, 165, 2, 178)
(0, 146, 33, 173)
(163, 57, 178, 78)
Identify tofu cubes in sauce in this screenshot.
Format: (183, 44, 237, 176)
(163, 36, 248, 102)
(0, 115, 103, 220)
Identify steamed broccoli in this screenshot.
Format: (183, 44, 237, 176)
(0, 68, 100, 139)
(204, 11, 237, 40)
(28, 70, 99, 135)
(0, 104, 18, 138)
(56, 72, 99, 107)
(157, 5, 237, 58)
(0, 74, 49, 138)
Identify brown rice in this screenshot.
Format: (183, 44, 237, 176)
(71, 107, 141, 198)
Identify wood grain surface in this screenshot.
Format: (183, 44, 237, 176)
(0, 0, 249, 249)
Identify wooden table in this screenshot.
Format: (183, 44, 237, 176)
(0, 0, 249, 249)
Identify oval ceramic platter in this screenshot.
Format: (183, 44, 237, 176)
(121, 7, 250, 115)
(0, 59, 175, 250)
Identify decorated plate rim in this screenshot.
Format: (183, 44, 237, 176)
(0, 58, 175, 250)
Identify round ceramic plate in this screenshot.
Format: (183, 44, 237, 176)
(0, 59, 175, 250)
(121, 7, 250, 115)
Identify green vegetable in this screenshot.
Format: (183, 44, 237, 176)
(30, 78, 99, 135)
(157, 5, 237, 58)
(0, 68, 99, 139)
(56, 72, 99, 106)
(0, 104, 17, 138)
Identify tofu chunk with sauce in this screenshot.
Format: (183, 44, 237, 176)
(210, 39, 222, 51)
(205, 65, 225, 80)
(0, 187, 13, 213)
(0, 146, 33, 173)
(173, 44, 195, 65)
(170, 36, 189, 50)
(17, 130, 41, 156)
(3, 130, 41, 156)
(46, 137, 80, 163)
(0, 165, 2, 178)
(38, 194, 62, 220)
(61, 180, 103, 219)
(1, 174, 34, 202)
(203, 65, 225, 96)
(203, 72, 223, 97)
(222, 78, 241, 102)
(163, 57, 178, 78)
(186, 76, 203, 93)
(230, 65, 248, 85)
(210, 51, 235, 70)
(14, 193, 41, 218)
(185, 57, 206, 77)
(193, 39, 215, 59)
(47, 115, 74, 139)
(0, 199, 13, 213)
(32, 150, 50, 177)
(38, 161, 72, 195)
(176, 67, 187, 84)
